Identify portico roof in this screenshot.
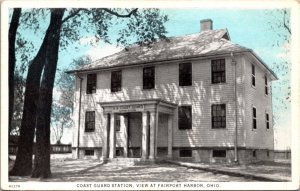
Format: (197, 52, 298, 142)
(98, 98, 177, 115)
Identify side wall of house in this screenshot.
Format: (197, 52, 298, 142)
(243, 55, 275, 162)
(72, 55, 247, 161)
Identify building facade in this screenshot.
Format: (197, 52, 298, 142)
(68, 19, 277, 163)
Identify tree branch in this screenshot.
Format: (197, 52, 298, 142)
(101, 8, 138, 18)
(62, 8, 84, 23)
(283, 10, 291, 35)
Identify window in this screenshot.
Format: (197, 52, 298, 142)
(143, 66, 155, 89)
(252, 64, 255, 87)
(179, 149, 192, 157)
(86, 74, 97, 94)
(211, 104, 226, 129)
(213, 150, 226, 158)
(252, 150, 256, 157)
(85, 111, 95, 132)
(265, 75, 268, 95)
(85, 149, 94, 156)
(211, 59, 226, 83)
(116, 119, 120, 131)
(266, 113, 270, 129)
(111, 70, 122, 92)
(252, 107, 257, 129)
(179, 63, 192, 86)
(178, 106, 192, 130)
(267, 150, 270, 157)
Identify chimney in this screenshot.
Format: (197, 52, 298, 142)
(200, 19, 213, 31)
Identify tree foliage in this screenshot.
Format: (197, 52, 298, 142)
(51, 56, 91, 144)
(10, 8, 169, 178)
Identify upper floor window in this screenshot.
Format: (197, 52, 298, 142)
(266, 113, 270, 129)
(178, 106, 192, 130)
(252, 107, 257, 129)
(85, 111, 95, 132)
(211, 59, 226, 83)
(86, 73, 96, 94)
(179, 63, 192, 86)
(265, 75, 268, 95)
(211, 104, 226, 129)
(111, 70, 122, 92)
(143, 66, 155, 89)
(252, 64, 256, 87)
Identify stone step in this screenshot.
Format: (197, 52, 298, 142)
(105, 158, 155, 165)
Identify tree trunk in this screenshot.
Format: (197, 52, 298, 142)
(31, 8, 65, 178)
(9, 8, 21, 135)
(9, 9, 64, 176)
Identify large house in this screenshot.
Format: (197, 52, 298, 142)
(68, 19, 277, 163)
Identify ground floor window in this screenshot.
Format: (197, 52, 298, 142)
(179, 149, 192, 157)
(212, 150, 226, 158)
(85, 149, 94, 156)
(211, 104, 226, 129)
(267, 150, 269, 157)
(252, 150, 256, 157)
(178, 106, 192, 130)
(85, 111, 95, 132)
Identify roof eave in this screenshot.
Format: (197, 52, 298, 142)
(247, 51, 279, 81)
(66, 50, 250, 74)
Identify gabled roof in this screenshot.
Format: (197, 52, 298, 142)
(68, 29, 250, 73)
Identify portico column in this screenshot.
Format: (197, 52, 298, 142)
(121, 115, 128, 157)
(102, 113, 109, 160)
(109, 113, 116, 158)
(149, 111, 156, 159)
(167, 115, 173, 158)
(142, 112, 149, 159)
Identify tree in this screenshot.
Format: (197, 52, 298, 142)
(266, 9, 291, 125)
(10, 9, 65, 176)
(51, 56, 91, 144)
(9, 69, 25, 137)
(9, 8, 21, 134)
(10, 8, 168, 178)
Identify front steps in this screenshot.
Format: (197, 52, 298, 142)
(105, 158, 156, 165)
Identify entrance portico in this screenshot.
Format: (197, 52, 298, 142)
(99, 99, 177, 161)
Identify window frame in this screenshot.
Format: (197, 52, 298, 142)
(211, 59, 226, 84)
(266, 112, 270, 129)
(111, 70, 122, 92)
(85, 111, 95, 132)
(212, 150, 226, 158)
(178, 106, 192, 130)
(265, 75, 268, 95)
(179, 62, 192, 86)
(252, 107, 257, 130)
(86, 73, 97, 94)
(251, 64, 256, 87)
(211, 104, 226, 129)
(143, 66, 155, 90)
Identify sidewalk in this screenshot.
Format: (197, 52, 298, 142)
(164, 160, 291, 182)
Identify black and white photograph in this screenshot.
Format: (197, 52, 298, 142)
(1, 0, 299, 190)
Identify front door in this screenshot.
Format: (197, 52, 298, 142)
(128, 112, 142, 158)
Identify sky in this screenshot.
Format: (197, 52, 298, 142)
(14, 8, 291, 149)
